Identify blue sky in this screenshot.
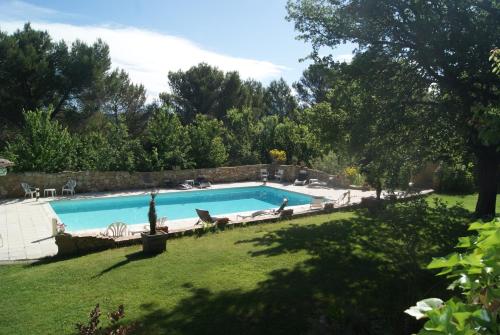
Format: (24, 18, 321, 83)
(0, 0, 355, 99)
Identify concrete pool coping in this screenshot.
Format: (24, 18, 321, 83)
(0, 181, 431, 261)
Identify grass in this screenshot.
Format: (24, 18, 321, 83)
(0, 193, 495, 334)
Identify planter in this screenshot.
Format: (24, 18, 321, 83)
(141, 231, 168, 254)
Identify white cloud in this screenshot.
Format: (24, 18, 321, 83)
(332, 53, 354, 63)
(0, 20, 287, 100)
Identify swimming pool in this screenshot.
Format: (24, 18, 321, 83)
(50, 186, 313, 232)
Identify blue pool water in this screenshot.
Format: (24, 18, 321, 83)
(50, 186, 312, 231)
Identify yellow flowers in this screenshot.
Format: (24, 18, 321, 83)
(269, 149, 286, 164)
(344, 166, 359, 178)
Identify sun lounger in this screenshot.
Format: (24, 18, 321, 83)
(195, 209, 229, 225)
(177, 182, 193, 190)
(308, 179, 328, 188)
(294, 170, 308, 186)
(236, 198, 288, 219)
(310, 197, 325, 209)
(194, 176, 211, 188)
(332, 191, 351, 207)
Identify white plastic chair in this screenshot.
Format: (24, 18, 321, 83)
(21, 183, 37, 198)
(106, 222, 128, 238)
(62, 179, 77, 196)
(275, 169, 284, 182)
(260, 168, 269, 181)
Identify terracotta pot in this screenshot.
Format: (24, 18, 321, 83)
(141, 231, 168, 254)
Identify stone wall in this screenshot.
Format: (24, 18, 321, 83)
(0, 164, 345, 198)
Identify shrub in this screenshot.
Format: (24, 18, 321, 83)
(343, 166, 365, 185)
(76, 304, 135, 335)
(269, 149, 286, 164)
(435, 163, 476, 194)
(3, 109, 75, 172)
(405, 219, 500, 334)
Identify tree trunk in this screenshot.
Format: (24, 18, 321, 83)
(375, 179, 382, 200)
(50, 90, 70, 120)
(474, 145, 498, 220)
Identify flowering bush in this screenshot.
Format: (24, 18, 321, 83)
(269, 149, 286, 164)
(344, 166, 358, 178)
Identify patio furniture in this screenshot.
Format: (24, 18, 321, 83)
(236, 198, 288, 219)
(310, 197, 325, 209)
(177, 180, 194, 190)
(105, 222, 128, 238)
(260, 168, 269, 182)
(333, 190, 351, 207)
(44, 188, 56, 197)
(275, 169, 284, 182)
(61, 179, 77, 196)
(195, 209, 229, 225)
(294, 170, 308, 186)
(21, 183, 38, 198)
(194, 176, 211, 188)
(308, 178, 328, 188)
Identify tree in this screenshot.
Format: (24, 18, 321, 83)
(304, 51, 439, 198)
(287, 0, 500, 217)
(101, 69, 147, 132)
(145, 107, 193, 170)
(188, 114, 228, 168)
(263, 78, 298, 119)
(294, 62, 337, 107)
(2, 109, 75, 172)
(105, 117, 142, 171)
(0, 24, 111, 126)
(225, 107, 262, 165)
(162, 63, 250, 123)
(274, 118, 321, 165)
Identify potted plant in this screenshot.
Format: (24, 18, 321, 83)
(141, 191, 168, 254)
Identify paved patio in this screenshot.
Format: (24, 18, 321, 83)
(0, 181, 415, 262)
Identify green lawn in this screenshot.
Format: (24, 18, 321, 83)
(0, 194, 495, 334)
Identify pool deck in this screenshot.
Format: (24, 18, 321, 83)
(0, 181, 430, 262)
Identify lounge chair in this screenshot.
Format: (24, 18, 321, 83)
(332, 190, 351, 207)
(275, 169, 284, 182)
(62, 179, 77, 196)
(260, 168, 269, 182)
(294, 170, 308, 186)
(194, 176, 211, 188)
(195, 209, 229, 225)
(105, 222, 128, 238)
(308, 178, 328, 188)
(310, 197, 325, 209)
(177, 181, 194, 190)
(236, 198, 288, 219)
(21, 183, 38, 198)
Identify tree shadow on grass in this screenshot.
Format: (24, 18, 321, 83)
(131, 198, 471, 335)
(93, 251, 157, 278)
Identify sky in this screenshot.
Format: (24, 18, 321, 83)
(0, 0, 355, 100)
